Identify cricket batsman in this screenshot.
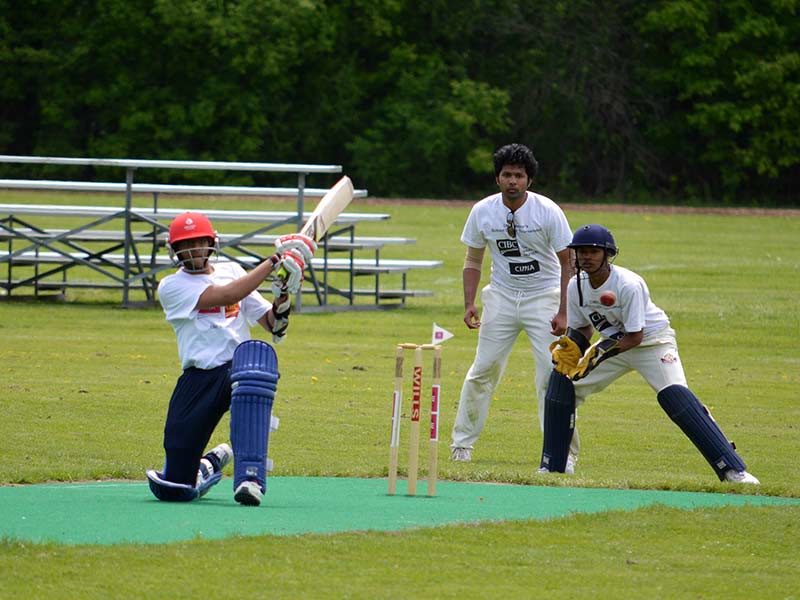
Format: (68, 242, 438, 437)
(145, 211, 316, 506)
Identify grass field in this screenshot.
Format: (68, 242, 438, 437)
(1, 191, 799, 598)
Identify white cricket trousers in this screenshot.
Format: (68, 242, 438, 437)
(451, 284, 579, 454)
(573, 326, 687, 403)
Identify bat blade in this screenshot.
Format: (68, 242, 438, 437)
(274, 175, 355, 282)
(300, 175, 355, 242)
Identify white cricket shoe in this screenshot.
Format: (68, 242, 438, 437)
(451, 447, 472, 462)
(234, 480, 263, 506)
(565, 453, 577, 475)
(724, 469, 760, 485)
(206, 443, 233, 471)
(197, 443, 234, 493)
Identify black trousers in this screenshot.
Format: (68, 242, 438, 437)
(162, 362, 232, 485)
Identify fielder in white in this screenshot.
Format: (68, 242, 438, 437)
(539, 224, 759, 484)
(451, 143, 578, 466)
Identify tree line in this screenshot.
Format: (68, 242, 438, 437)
(1, 0, 798, 204)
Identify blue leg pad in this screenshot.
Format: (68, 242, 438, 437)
(230, 340, 279, 494)
(540, 371, 576, 472)
(657, 385, 746, 480)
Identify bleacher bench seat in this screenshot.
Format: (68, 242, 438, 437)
(0, 228, 416, 251)
(0, 250, 441, 274)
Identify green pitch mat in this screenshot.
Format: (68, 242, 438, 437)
(1, 477, 796, 546)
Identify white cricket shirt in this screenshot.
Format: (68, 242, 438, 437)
(461, 191, 572, 293)
(567, 265, 670, 344)
(158, 260, 271, 369)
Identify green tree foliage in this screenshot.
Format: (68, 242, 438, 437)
(0, 0, 798, 201)
(1, 0, 335, 184)
(347, 45, 509, 196)
(0, 1, 74, 155)
(340, 0, 514, 195)
(640, 0, 800, 199)
(467, 0, 654, 196)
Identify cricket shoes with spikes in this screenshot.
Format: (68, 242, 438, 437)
(724, 469, 760, 485)
(235, 480, 263, 506)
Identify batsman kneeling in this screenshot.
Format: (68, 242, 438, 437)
(146, 212, 316, 506)
(539, 224, 758, 484)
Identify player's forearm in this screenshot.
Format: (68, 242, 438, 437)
(197, 255, 279, 309)
(576, 325, 594, 342)
(557, 248, 573, 314)
(257, 310, 274, 332)
(558, 272, 570, 314)
(616, 331, 644, 352)
(228, 257, 279, 300)
(462, 268, 481, 307)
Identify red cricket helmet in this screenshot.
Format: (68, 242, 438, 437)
(167, 212, 219, 272)
(168, 212, 216, 244)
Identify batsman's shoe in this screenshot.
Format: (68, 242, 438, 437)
(724, 469, 760, 485)
(451, 447, 472, 462)
(206, 443, 233, 472)
(198, 443, 233, 488)
(234, 480, 263, 506)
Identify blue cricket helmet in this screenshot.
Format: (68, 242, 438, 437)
(568, 224, 618, 256)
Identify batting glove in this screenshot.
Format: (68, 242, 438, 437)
(275, 233, 317, 262)
(270, 293, 291, 344)
(278, 248, 305, 295)
(569, 338, 621, 381)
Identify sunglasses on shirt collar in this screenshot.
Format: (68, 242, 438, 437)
(506, 211, 516, 238)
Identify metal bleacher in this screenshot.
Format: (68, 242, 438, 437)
(0, 155, 441, 311)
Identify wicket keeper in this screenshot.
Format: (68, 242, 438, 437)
(540, 224, 759, 484)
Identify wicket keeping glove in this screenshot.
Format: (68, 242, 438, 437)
(570, 338, 621, 381)
(549, 328, 590, 376)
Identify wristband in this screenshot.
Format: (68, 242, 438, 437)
(268, 254, 280, 267)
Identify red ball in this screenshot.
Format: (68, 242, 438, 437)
(600, 291, 616, 307)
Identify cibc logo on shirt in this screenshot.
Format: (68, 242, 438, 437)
(496, 239, 521, 257)
(589, 311, 614, 333)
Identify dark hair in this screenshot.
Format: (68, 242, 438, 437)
(493, 143, 539, 178)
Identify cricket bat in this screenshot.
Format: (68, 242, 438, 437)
(276, 175, 355, 279)
(297, 175, 355, 242)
